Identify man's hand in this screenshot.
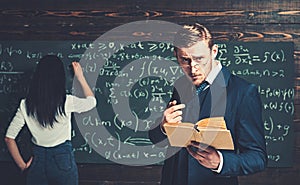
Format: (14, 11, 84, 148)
(162, 100, 185, 124)
(160, 100, 185, 133)
(187, 141, 220, 170)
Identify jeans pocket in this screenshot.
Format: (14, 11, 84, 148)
(54, 153, 72, 171)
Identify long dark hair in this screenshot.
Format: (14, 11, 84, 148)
(26, 55, 66, 127)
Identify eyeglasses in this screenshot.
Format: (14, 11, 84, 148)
(178, 56, 209, 69)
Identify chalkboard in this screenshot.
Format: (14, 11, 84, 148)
(0, 40, 294, 167)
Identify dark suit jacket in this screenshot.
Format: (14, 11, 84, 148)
(149, 67, 267, 185)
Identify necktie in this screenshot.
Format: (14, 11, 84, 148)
(196, 81, 209, 95)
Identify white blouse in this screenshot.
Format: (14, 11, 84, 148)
(6, 95, 97, 147)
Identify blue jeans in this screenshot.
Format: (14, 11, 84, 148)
(26, 141, 78, 185)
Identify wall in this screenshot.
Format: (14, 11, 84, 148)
(0, 0, 299, 184)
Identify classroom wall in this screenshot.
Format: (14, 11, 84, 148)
(0, 0, 299, 184)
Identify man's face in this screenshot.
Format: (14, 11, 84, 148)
(176, 41, 218, 86)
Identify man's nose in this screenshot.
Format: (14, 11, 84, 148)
(190, 60, 200, 72)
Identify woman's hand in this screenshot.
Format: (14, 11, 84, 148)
(20, 156, 33, 172)
(71, 61, 94, 97)
(72, 61, 84, 80)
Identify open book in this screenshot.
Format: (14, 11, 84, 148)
(163, 117, 234, 150)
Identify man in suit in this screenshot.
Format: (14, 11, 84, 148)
(149, 23, 267, 185)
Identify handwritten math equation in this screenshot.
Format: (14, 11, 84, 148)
(0, 41, 294, 166)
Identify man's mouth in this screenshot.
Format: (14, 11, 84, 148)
(191, 75, 200, 80)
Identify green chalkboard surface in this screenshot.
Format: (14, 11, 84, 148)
(0, 41, 294, 167)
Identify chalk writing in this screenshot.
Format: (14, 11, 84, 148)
(0, 41, 294, 167)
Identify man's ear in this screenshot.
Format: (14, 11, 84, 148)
(211, 44, 218, 59)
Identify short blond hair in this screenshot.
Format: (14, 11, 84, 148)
(174, 23, 214, 50)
